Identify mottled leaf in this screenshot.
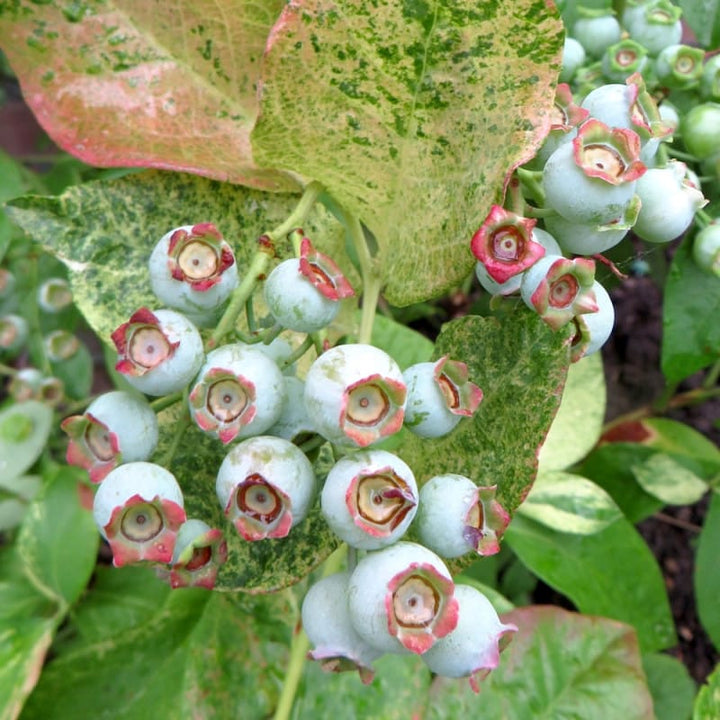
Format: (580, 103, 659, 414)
(506, 514, 675, 652)
(253, 0, 563, 305)
(6, 171, 348, 341)
(661, 236, 720, 384)
(0, 1, 296, 191)
(399, 309, 571, 534)
(696, 493, 720, 650)
(539, 352, 606, 472)
(631, 453, 708, 506)
(21, 566, 294, 720)
(642, 652, 696, 720)
(425, 606, 654, 720)
(516, 470, 622, 534)
(158, 406, 339, 592)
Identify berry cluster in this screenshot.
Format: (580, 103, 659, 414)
(59, 222, 515, 689)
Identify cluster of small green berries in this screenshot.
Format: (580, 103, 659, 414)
(60, 222, 516, 689)
(472, 0, 718, 355)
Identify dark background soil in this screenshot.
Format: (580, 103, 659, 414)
(2, 78, 718, 687)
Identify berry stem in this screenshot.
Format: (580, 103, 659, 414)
(268, 181, 325, 244)
(150, 391, 183, 413)
(516, 167, 545, 207)
(279, 335, 314, 370)
(273, 543, 348, 720)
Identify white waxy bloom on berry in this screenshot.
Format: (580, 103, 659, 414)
(543, 119, 646, 226)
(321, 450, 417, 550)
(92, 462, 186, 567)
(264, 233, 355, 333)
(38, 278, 73, 313)
(422, 584, 517, 693)
(415, 475, 510, 558)
(304, 344, 406, 447)
(302, 571, 382, 684)
(216, 435, 316, 541)
(160, 518, 228, 590)
(149, 223, 238, 326)
(403, 356, 482, 438)
(475, 228, 561, 296)
(521, 255, 598, 331)
(570, 281, 615, 362)
(347, 541, 459, 655)
(61, 391, 159, 484)
(189, 343, 286, 444)
(544, 197, 640, 256)
(266, 376, 316, 444)
(111, 307, 204, 396)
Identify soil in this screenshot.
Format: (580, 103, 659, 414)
(1, 80, 718, 687)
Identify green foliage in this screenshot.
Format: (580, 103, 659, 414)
(643, 653, 696, 720)
(695, 493, 720, 650)
(694, 663, 720, 720)
(506, 514, 675, 653)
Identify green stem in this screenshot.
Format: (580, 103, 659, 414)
(345, 213, 381, 345)
(268, 181, 325, 243)
(273, 544, 348, 720)
(664, 147, 698, 163)
(280, 335, 314, 371)
(150, 391, 183, 413)
(516, 167, 545, 207)
(695, 209, 713, 230)
(703, 358, 720, 390)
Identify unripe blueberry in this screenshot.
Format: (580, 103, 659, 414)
(693, 222, 720, 277)
(601, 39, 648, 82)
(560, 37, 586, 83)
(572, 11, 621, 60)
(216, 435, 316, 540)
(112, 307, 204, 396)
(189, 343, 286, 444)
(44, 329, 80, 361)
(544, 197, 639, 256)
(422, 584, 517, 693)
(0, 314, 29, 356)
(403, 356, 482, 438)
(623, 0, 682, 56)
(37, 278, 73, 313)
(570, 281, 615, 362)
(415, 476, 510, 558)
(533, 84, 589, 167)
(700, 54, 720, 101)
(543, 120, 645, 226)
(7, 369, 63, 405)
(475, 228, 561, 296)
(149, 223, 239, 327)
(521, 255, 598, 330)
(264, 234, 354, 333)
(162, 518, 228, 589)
(347, 541, 459, 655)
(304, 344, 406, 447)
(321, 450, 418, 549)
(654, 45, 705, 90)
(62, 390, 159, 483)
(681, 103, 720, 159)
(633, 162, 708, 244)
(302, 571, 382, 684)
(92, 462, 186, 567)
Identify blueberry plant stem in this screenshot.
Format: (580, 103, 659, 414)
(209, 182, 325, 349)
(150, 391, 183, 413)
(345, 212, 381, 344)
(273, 543, 348, 720)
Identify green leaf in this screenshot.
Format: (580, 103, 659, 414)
(695, 493, 720, 649)
(0, 1, 296, 191)
(22, 566, 295, 720)
(0, 401, 53, 481)
(631, 453, 708, 506)
(6, 171, 349, 341)
(577, 444, 665, 523)
(252, 0, 563, 305)
(49, 340, 93, 400)
(694, 663, 720, 720)
(370, 313, 434, 370)
(516, 470, 622, 534)
(538, 352, 606, 471)
(642, 653, 696, 720)
(0, 474, 42, 532)
(426, 606, 654, 720)
(679, 0, 720, 49)
(661, 236, 720, 384)
(506, 514, 675, 652)
(158, 408, 339, 592)
(399, 309, 571, 525)
(297, 653, 430, 719)
(17, 466, 99, 608)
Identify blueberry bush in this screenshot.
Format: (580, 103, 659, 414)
(1, 0, 719, 718)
